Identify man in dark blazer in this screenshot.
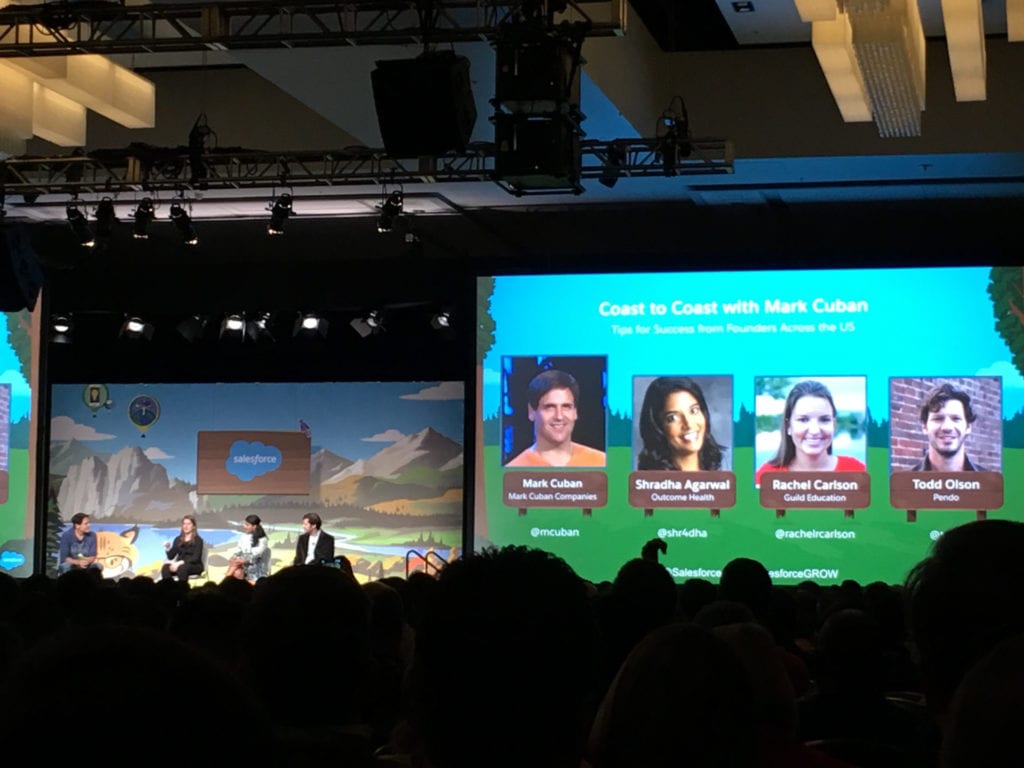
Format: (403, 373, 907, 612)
(293, 512, 335, 566)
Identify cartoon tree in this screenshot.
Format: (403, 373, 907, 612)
(4, 309, 32, 376)
(989, 267, 1024, 380)
(475, 277, 496, 539)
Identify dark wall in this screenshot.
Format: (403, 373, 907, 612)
(32, 196, 1024, 384)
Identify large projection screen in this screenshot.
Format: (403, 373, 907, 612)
(475, 266, 1024, 585)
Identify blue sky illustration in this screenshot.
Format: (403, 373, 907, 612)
(51, 381, 464, 483)
(0, 314, 30, 423)
(481, 266, 1024, 421)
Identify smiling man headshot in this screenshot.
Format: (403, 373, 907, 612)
(914, 383, 985, 471)
(506, 369, 606, 468)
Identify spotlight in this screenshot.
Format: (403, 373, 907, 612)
(119, 316, 155, 341)
(176, 314, 209, 343)
(133, 198, 155, 239)
(430, 311, 451, 330)
(350, 310, 384, 338)
(405, 231, 424, 258)
(219, 313, 246, 340)
(376, 191, 403, 233)
(169, 202, 198, 246)
(51, 315, 73, 344)
(94, 197, 117, 238)
(267, 193, 293, 236)
(66, 203, 95, 248)
(246, 311, 275, 342)
(293, 312, 329, 338)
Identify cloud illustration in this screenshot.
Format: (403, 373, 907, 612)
(976, 360, 1024, 388)
(363, 429, 406, 443)
(144, 446, 173, 461)
(50, 415, 116, 441)
(401, 381, 464, 400)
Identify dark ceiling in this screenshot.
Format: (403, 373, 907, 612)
(630, 0, 738, 51)
(24, 194, 1024, 386)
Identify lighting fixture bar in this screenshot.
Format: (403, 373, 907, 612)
(0, 138, 734, 197)
(0, 0, 627, 56)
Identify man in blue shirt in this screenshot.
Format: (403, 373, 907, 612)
(57, 512, 102, 575)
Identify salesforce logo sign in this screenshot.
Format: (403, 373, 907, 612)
(226, 440, 283, 481)
(0, 551, 26, 571)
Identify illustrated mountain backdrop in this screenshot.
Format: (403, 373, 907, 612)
(320, 427, 463, 510)
(50, 438, 110, 476)
(55, 445, 196, 522)
(51, 426, 463, 523)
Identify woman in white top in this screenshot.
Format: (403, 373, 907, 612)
(226, 514, 270, 583)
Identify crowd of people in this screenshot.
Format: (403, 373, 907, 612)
(3, 518, 1023, 768)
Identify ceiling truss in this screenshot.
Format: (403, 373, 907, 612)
(0, 0, 626, 56)
(0, 138, 733, 197)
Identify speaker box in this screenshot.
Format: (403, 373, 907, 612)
(494, 33, 581, 114)
(0, 225, 44, 312)
(494, 113, 582, 193)
(371, 52, 477, 158)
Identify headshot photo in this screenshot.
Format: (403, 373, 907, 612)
(889, 377, 1001, 473)
(632, 375, 732, 472)
(754, 376, 867, 486)
(501, 356, 607, 468)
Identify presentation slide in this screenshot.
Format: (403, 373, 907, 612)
(475, 267, 1024, 585)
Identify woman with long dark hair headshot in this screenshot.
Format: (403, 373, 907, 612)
(755, 379, 865, 485)
(637, 377, 725, 472)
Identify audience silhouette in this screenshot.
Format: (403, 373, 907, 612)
(409, 545, 596, 768)
(1, 519, 1021, 768)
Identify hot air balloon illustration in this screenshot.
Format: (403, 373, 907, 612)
(82, 384, 110, 417)
(127, 394, 160, 437)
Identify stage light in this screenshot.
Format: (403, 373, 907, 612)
(94, 197, 118, 239)
(376, 191, 403, 233)
(220, 313, 245, 339)
(293, 312, 329, 338)
(267, 193, 293, 235)
(51, 315, 73, 344)
(246, 311, 275, 342)
(430, 311, 451, 330)
(66, 203, 95, 248)
(350, 310, 384, 338)
(119, 315, 155, 341)
(133, 198, 155, 239)
(169, 202, 198, 246)
(176, 314, 209, 343)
